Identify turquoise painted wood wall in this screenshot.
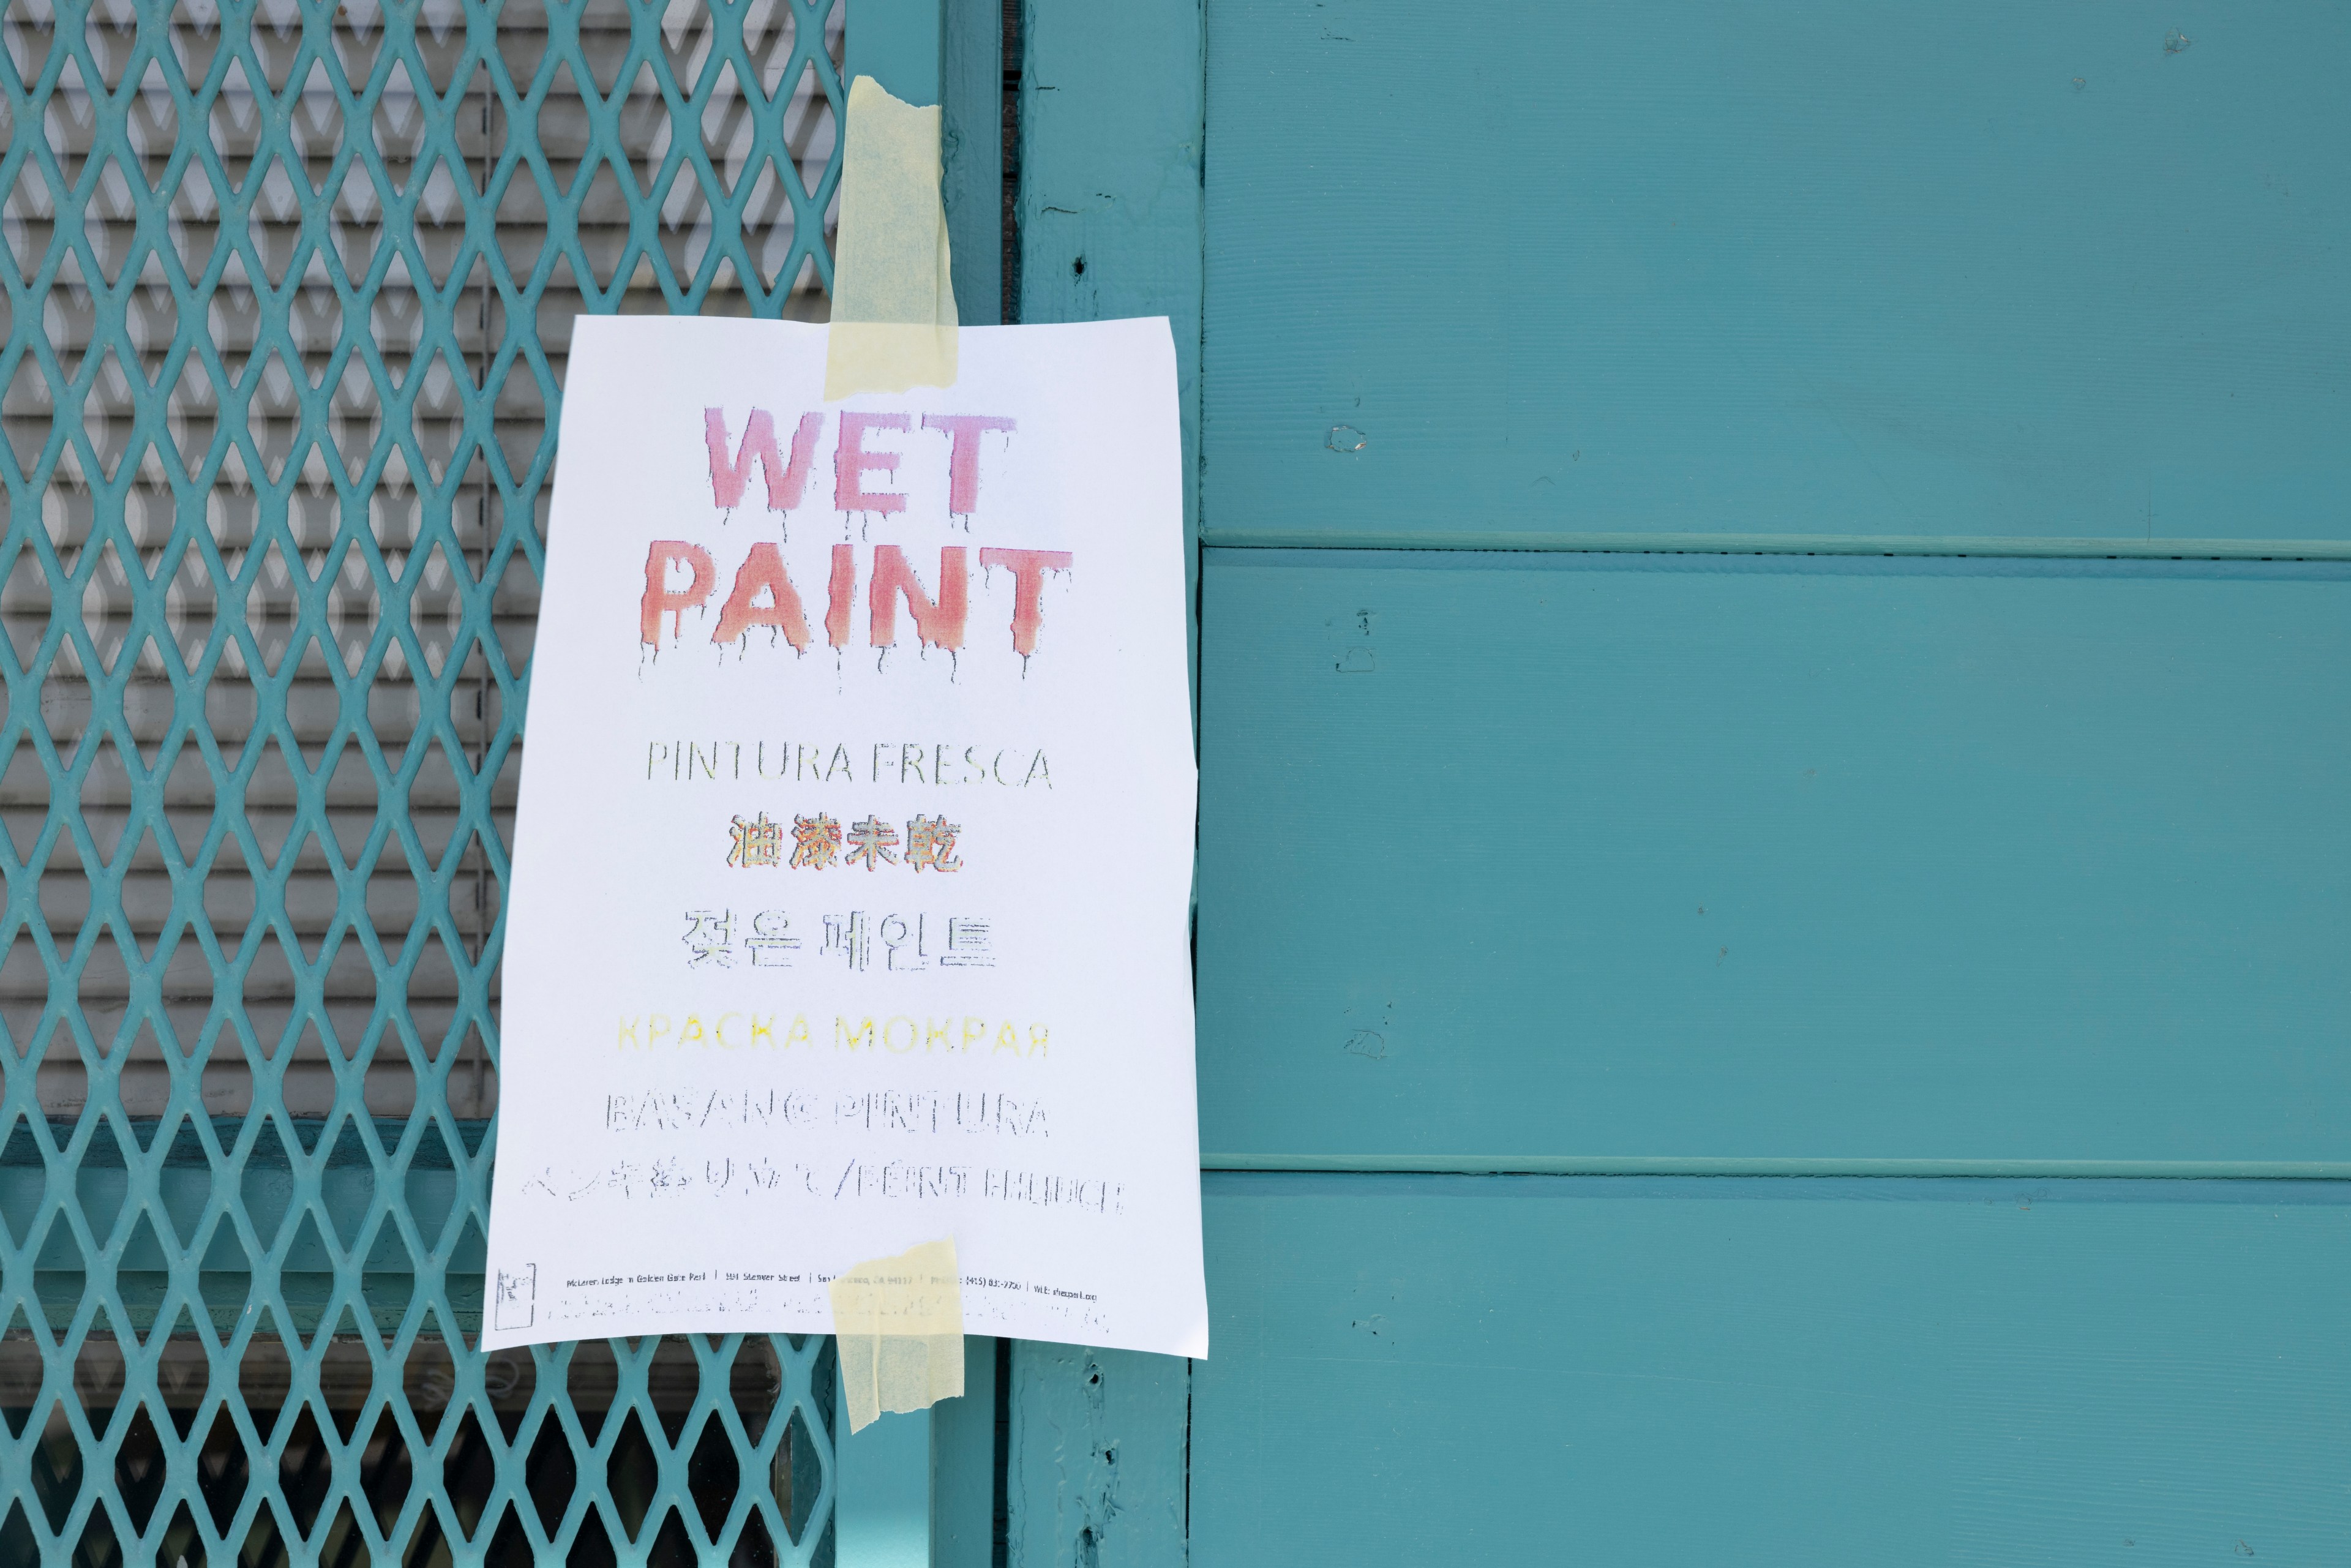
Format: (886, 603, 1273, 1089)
(1196, 550, 2351, 1168)
(1196, 1175, 2351, 1563)
(1203, 2, 2351, 553)
(1008, 2, 2351, 1564)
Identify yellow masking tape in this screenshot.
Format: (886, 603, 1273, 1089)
(823, 76, 958, 400)
(827, 1237, 965, 1433)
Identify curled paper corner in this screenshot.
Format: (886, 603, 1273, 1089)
(824, 75, 958, 401)
(828, 1237, 965, 1434)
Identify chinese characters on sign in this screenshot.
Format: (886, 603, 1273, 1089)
(483, 318, 1204, 1358)
(727, 813, 786, 867)
(730, 811, 964, 873)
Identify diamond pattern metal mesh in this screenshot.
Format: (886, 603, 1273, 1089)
(2, 0, 846, 1559)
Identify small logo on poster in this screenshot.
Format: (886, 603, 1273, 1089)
(494, 1264, 536, 1331)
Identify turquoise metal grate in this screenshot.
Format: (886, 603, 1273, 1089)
(1, 0, 847, 1559)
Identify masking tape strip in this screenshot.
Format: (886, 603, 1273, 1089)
(828, 1237, 965, 1433)
(824, 76, 958, 400)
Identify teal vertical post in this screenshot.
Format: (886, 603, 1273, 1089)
(1018, 0, 1207, 707)
(849, 0, 946, 104)
(837, 1375, 936, 1568)
(831, 10, 954, 1565)
(942, 0, 1005, 323)
(1007, 2, 1205, 1560)
(830, 1338, 1000, 1566)
(932, 1337, 1002, 1568)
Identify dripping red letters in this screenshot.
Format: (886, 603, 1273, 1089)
(651, 409, 1067, 659)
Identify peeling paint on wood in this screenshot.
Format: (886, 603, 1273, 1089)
(1008, 4, 1204, 1561)
(1009, 1344, 1191, 1568)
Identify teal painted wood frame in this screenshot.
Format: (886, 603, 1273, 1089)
(835, 13, 1009, 1564)
(835, 0, 1000, 329)
(1005, 2, 1205, 1565)
(1002, 2, 2351, 1564)
(834, 11, 945, 1564)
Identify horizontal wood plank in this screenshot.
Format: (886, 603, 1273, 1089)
(1204, 1, 2351, 546)
(1195, 549, 2351, 1161)
(1195, 1174, 2351, 1565)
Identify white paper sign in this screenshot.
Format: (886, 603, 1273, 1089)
(481, 317, 1204, 1358)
